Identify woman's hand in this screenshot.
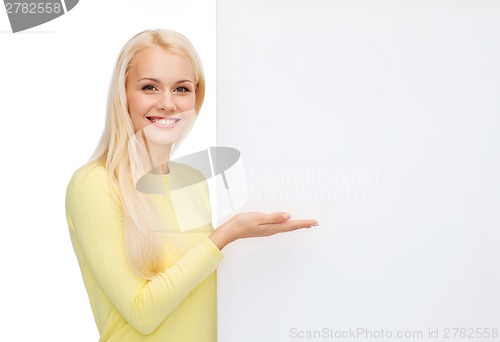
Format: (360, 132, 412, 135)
(209, 212, 318, 250)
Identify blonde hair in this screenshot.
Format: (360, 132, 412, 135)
(90, 29, 206, 278)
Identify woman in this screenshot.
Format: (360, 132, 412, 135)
(65, 29, 317, 341)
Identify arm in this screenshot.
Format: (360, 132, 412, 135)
(65, 165, 223, 335)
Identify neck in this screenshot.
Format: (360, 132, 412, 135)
(135, 129, 174, 176)
(146, 141, 172, 175)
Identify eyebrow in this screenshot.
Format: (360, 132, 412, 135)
(175, 79, 194, 84)
(138, 78, 194, 84)
(138, 77, 160, 82)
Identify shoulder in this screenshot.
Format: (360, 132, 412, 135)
(67, 161, 109, 190)
(66, 161, 120, 205)
(65, 161, 123, 232)
(70, 160, 106, 179)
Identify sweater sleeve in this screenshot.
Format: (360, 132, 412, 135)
(65, 164, 224, 335)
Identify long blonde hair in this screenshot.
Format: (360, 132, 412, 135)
(90, 29, 206, 278)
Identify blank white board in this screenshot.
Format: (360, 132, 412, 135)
(216, 1, 500, 341)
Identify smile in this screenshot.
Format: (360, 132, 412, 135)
(147, 116, 181, 128)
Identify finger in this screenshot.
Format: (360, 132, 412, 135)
(260, 219, 318, 235)
(283, 219, 318, 229)
(258, 212, 291, 225)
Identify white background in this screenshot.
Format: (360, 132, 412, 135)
(0, 1, 215, 340)
(2, 1, 500, 342)
(217, 1, 500, 341)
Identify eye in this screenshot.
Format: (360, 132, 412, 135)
(174, 86, 191, 93)
(142, 84, 158, 91)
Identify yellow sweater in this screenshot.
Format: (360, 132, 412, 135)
(65, 161, 223, 341)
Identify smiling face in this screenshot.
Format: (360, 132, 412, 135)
(126, 46, 197, 146)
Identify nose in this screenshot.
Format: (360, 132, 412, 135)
(157, 92, 177, 112)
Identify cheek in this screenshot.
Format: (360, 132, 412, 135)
(127, 93, 141, 114)
(179, 94, 197, 109)
(128, 94, 153, 119)
(126, 94, 148, 131)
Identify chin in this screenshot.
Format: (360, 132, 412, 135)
(145, 132, 181, 146)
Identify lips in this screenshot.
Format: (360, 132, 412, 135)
(146, 116, 181, 125)
(145, 115, 182, 129)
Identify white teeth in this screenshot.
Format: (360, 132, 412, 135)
(151, 118, 178, 125)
